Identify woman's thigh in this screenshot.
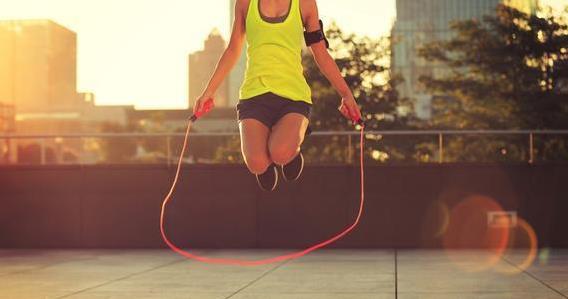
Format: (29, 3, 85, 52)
(268, 113, 309, 165)
(239, 118, 271, 174)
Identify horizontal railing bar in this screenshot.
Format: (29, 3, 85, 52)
(1, 130, 568, 139)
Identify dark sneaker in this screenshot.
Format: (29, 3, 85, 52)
(256, 164, 279, 191)
(281, 152, 304, 182)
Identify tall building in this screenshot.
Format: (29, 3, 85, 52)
(391, 0, 537, 119)
(189, 30, 230, 108)
(229, 0, 247, 106)
(0, 20, 78, 113)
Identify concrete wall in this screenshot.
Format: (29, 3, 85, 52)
(0, 164, 566, 248)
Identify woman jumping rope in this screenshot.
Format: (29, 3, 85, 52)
(193, 0, 362, 191)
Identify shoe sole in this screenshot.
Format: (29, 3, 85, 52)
(256, 166, 278, 191)
(282, 153, 304, 182)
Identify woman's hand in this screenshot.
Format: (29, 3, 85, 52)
(338, 94, 362, 123)
(193, 94, 215, 118)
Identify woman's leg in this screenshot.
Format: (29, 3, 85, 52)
(268, 113, 309, 166)
(239, 119, 271, 174)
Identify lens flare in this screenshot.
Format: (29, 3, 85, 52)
(497, 218, 538, 275)
(443, 195, 510, 272)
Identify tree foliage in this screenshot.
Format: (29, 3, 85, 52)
(300, 24, 416, 164)
(304, 23, 413, 132)
(416, 5, 568, 162)
(419, 4, 568, 130)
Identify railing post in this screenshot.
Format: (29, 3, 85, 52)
(79, 138, 84, 166)
(9, 138, 17, 164)
(166, 136, 172, 166)
(40, 139, 46, 165)
(529, 133, 534, 164)
(438, 133, 444, 163)
(347, 134, 353, 165)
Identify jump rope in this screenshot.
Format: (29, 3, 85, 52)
(159, 102, 366, 266)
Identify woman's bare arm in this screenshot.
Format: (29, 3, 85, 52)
(301, 0, 362, 121)
(193, 0, 248, 114)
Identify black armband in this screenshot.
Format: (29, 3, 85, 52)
(304, 19, 329, 49)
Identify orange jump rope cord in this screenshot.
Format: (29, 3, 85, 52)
(159, 120, 365, 266)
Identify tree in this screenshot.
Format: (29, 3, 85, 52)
(417, 4, 568, 162)
(304, 24, 413, 132)
(301, 24, 416, 164)
(419, 4, 568, 130)
(100, 122, 139, 163)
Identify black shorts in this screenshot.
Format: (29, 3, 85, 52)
(236, 92, 313, 135)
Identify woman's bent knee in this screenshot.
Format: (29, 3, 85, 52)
(244, 155, 271, 174)
(269, 145, 299, 166)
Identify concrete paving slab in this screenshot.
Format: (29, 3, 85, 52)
(222, 250, 393, 298)
(230, 293, 393, 299)
(0, 249, 567, 299)
(506, 249, 568, 297)
(398, 292, 564, 299)
(397, 250, 567, 299)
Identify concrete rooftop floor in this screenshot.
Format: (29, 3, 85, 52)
(0, 249, 566, 299)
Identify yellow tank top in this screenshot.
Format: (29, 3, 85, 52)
(240, 0, 312, 104)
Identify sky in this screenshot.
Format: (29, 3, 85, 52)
(0, 0, 566, 109)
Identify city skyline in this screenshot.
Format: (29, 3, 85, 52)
(0, 0, 565, 109)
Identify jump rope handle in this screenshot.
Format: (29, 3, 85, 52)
(190, 98, 215, 123)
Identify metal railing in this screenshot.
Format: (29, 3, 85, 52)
(1, 130, 568, 165)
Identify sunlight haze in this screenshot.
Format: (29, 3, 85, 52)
(0, 0, 565, 109)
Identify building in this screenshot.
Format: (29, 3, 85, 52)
(189, 30, 230, 108)
(0, 20, 145, 164)
(391, 0, 537, 119)
(79, 93, 132, 127)
(229, 0, 247, 107)
(0, 20, 131, 132)
(0, 20, 79, 113)
(0, 20, 83, 164)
